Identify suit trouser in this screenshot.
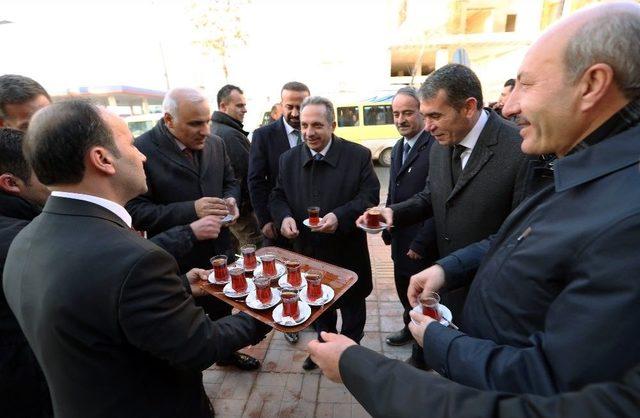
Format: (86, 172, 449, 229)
(314, 297, 366, 344)
(394, 268, 413, 326)
(263, 234, 293, 249)
(229, 212, 263, 250)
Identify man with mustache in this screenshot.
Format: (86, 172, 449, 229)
(361, 64, 528, 325)
(381, 87, 439, 366)
(312, 1, 640, 408)
(127, 88, 262, 371)
(248, 81, 310, 345)
(248, 81, 310, 248)
(270, 96, 380, 370)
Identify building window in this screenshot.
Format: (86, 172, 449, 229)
(363, 105, 393, 126)
(465, 8, 493, 34)
(505, 14, 517, 32)
(337, 106, 359, 127)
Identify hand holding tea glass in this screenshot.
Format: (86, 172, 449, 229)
(355, 206, 394, 230)
(223, 197, 239, 224)
(187, 268, 210, 297)
(281, 217, 299, 239)
(407, 264, 446, 307)
(194, 196, 229, 218)
(312, 212, 338, 233)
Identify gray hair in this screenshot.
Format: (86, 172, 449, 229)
(393, 87, 420, 107)
(564, 4, 640, 100)
(418, 64, 483, 110)
(162, 88, 207, 117)
(300, 96, 335, 124)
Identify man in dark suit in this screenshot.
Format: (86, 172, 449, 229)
(248, 81, 310, 247)
(365, 64, 527, 323)
(211, 84, 262, 250)
(126, 87, 261, 370)
(0, 128, 52, 418)
(312, 0, 640, 404)
(248, 81, 310, 345)
(3, 100, 270, 418)
(310, 333, 640, 418)
(382, 87, 438, 351)
(270, 96, 380, 370)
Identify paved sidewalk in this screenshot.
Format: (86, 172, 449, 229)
(204, 232, 416, 417)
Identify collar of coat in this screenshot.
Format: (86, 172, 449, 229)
(42, 196, 129, 229)
(554, 121, 640, 192)
(211, 111, 249, 136)
(301, 135, 342, 168)
(0, 191, 42, 220)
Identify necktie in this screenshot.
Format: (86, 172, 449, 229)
(293, 129, 302, 146)
(402, 142, 411, 165)
(451, 144, 466, 185)
(313, 153, 324, 161)
(183, 148, 198, 170)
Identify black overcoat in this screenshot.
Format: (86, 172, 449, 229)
(270, 137, 380, 301)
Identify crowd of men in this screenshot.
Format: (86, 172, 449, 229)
(0, 2, 638, 417)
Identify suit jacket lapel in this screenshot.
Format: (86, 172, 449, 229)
(151, 123, 199, 177)
(397, 131, 429, 176)
(391, 139, 404, 180)
(198, 140, 211, 178)
(447, 114, 498, 202)
(276, 118, 293, 154)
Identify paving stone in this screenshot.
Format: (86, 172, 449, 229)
(300, 373, 320, 402)
(255, 371, 288, 387)
(217, 371, 257, 400)
(333, 403, 353, 417)
(352, 402, 372, 418)
(212, 398, 245, 417)
(380, 315, 404, 332)
(314, 403, 334, 418)
(203, 369, 226, 384)
(278, 400, 316, 418)
(251, 384, 285, 402)
(360, 331, 383, 352)
(317, 386, 352, 404)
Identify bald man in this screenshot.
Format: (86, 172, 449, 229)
(126, 88, 262, 371)
(311, 1, 640, 408)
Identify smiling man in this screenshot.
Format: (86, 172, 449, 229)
(381, 87, 439, 366)
(366, 64, 529, 324)
(270, 96, 380, 371)
(312, 2, 640, 412)
(126, 88, 263, 372)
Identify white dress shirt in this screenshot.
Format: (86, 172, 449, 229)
(458, 110, 489, 169)
(309, 139, 333, 158)
(51, 191, 132, 227)
(402, 131, 422, 163)
(283, 118, 301, 148)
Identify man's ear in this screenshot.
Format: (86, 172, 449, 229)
(578, 63, 615, 112)
(464, 97, 479, 118)
(86, 147, 116, 176)
(0, 173, 22, 195)
(163, 112, 174, 129)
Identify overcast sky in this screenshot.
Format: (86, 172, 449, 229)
(1, 0, 394, 127)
